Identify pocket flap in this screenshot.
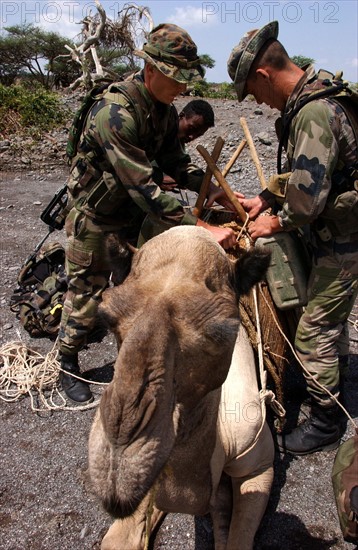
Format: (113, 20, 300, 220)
(66, 240, 93, 267)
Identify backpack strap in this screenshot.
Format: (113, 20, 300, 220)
(75, 80, 149, 162)
(103, 80, 148, 137)
(66, 82, 112, 162)
(277, 78, 350, 174)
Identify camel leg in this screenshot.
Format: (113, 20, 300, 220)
(210, 472, 233, 550)
(101, 494, 165, 550)
(211, 466, 273, 550)
(212, 423, 274, 550)
(225, 466, 274, 550)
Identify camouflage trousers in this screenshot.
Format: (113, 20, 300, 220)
(58, 208, 140, 356)
(295, 241, 358, 408)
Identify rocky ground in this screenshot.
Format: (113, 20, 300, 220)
(0, 96, 357, 550)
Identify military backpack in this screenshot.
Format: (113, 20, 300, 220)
(66, 82, 112, 163)
(10, 242, 67, 339)
(276, 69, 358, 238)
(66, 77, 146, 164)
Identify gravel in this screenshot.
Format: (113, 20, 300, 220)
(0, 96, 357, 550)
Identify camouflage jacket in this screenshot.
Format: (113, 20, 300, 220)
(275, 66, 357, 240)
(68, 72, 203, 226)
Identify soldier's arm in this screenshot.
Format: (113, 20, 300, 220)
(93, 104, 198, 226)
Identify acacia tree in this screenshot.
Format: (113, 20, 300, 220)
(0, 23, 80, 88)
(199, 54, 215, 70)
(0, 1, 216, 91)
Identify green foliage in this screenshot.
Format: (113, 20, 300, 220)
(291, 55, 315, 68)
(106, 61, 141, 79)
(199, 54, 215, 69)
(194, 81, 236, 100)
(0, 83, 69, 138)
(0, 23, 80, 88)
(210, 82, 236, 99)
(190, 80, 210, 97)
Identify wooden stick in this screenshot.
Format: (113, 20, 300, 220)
(240, 117, 267, 189)
(222, 139, 247, 178)
(197, 145, 247, 224)
(192, 136, 225, 217)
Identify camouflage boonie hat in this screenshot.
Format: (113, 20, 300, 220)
(227, 21, 279, 101)
(134, 23, 205, 84)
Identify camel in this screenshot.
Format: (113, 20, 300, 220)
(88, 226, 275, 549)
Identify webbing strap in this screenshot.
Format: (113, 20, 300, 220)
(277, 82, 348, 174)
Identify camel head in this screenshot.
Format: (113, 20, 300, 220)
(89, 226, 270, 518)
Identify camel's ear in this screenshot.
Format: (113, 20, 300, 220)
(233, 247, 271, 296)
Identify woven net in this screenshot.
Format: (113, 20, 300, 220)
(206, 212, 301, 405)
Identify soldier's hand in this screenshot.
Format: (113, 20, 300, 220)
(239, 195, 269, 220)
(248, 215, 282, 240)
(197, 219, 237, 249)
(205, 186, 244, 212)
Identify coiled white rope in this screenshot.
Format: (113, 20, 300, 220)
(0, 339, 107, 412)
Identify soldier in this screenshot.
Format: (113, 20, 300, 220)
(59, 23, 238, 404)
(227, 21, 358, 455)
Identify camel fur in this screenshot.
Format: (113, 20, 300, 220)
(88, 226, 274, 549)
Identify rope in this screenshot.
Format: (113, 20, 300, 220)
(252, 285, 266, 391)
(258, 286, 358, 431)
(252, 283, 286, 418)
(223, 222, 288, 405)
(235, 213, 251, 243)
(0, 340, 107, 412)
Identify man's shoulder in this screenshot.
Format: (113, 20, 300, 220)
(297, 96, 335, 116)
(89, 79, 146, 123)
(295, 93, 355, 134)
(87, 96, 137, 140)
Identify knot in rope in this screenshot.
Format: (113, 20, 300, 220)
(260, 388, 286, 418)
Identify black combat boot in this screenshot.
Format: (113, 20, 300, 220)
(276, 403, 343, 456)
(59, 353, 93, 404)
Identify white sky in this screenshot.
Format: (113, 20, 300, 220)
(1, 0, 357, 83)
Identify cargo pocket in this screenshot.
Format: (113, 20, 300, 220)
(66, 239, 93, 268)
(86, 171, 126, 216)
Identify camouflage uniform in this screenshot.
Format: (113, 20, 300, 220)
(59, 68, 205, 356)
(275, 65, 358, 407)
(227, 19, 358, 453)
